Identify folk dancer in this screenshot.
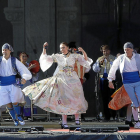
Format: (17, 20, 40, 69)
(23, 42, 93, 128)
(0, 43, 32, 126)
(108, 42, 140, 128)
(19, 52, 39, 118)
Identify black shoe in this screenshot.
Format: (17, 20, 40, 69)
(125, 120, 134, 127)
(103, 118, 110, 122)
(61, 124, 69, 129)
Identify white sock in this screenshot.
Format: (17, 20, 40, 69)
(138, 107, 140, 119)
(126, 104, 132, 121)
(62, 115, 67, 126)
(75, 114, 79, 124)
(132, 107, 138, 121)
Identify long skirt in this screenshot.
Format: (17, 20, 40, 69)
(22, 74, 88, 115)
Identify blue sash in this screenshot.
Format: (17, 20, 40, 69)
(0, 75, 16, 86)
(122, 71, 140, 84)
(100, 73, 108, 90)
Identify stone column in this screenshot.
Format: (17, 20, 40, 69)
(56, 0, 82, 51)
(24, 0, 56, 78)
(4, 0, 24, 57)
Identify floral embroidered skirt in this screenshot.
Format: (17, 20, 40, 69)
(22, 73, 88, 115)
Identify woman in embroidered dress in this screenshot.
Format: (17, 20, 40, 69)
(23, 42, 93, 128)
(19, 52, 39, 118)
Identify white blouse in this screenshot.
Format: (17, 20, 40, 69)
(0, 56, 32, 80)
(39, 53, 93, 73)
(108, 53, 140, 82)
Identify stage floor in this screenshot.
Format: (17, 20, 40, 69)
(0, 120, 130, 127)
(0, 121, 140, 140)
(1, 120, 140, 133)
(45, 127, 140, 133)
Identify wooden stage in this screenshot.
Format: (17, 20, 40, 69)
(0, 120, 140, 140)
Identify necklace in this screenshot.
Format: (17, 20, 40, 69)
(64, 52, 69, 55)
(64, 52, 70, 57)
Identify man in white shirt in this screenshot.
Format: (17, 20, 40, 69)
(0, 43, 32, 126)
(108, 42, 140, 128)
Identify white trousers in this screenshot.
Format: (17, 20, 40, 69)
(0, 84, 25, 106)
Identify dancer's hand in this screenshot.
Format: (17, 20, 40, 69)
(28, 64, 36, 70)
(78, 47, 88, 60)
(78, 47, 84, 53)
(43, 42, 48, 54)
(99, 57, 106, 65)
(109, 81, 114, 89)
(43, 42, 48, 49)
(21, 79, 26, 84)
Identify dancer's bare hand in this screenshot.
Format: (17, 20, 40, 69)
(21, 79, 26, 84)
(99, 58, 105, 65)
(28, 64, 36, 70)
(109, 81, 114, 89)
(43, 42, 49, 49)
(78, 47, 84, 53)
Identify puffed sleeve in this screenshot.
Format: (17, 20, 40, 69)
(92, 60, 101, 73)
(39, 53, 56, 72)
(16, 59, 32, 80)
(75, 54, 93, 69)
(108, 57, 120, 81)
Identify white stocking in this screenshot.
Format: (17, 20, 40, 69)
(126, 104, 132, 121)
(62, 115, 68, 126)
(138, 107, 140, 119)
(132, 107, 138, 121)
(75, 114, 79, 124)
